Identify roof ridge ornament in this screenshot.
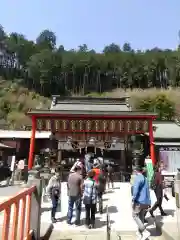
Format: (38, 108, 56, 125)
(52, 96, 57, 107)
(125, 97, 131, 110)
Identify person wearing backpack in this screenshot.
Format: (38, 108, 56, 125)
(46, 167, 61, 223)
(97, 165, 106, 214)
(93, 163, 101, 183)
(132, 166, 151, 240)
(83, 170, 98, 229)
(149, 164, 167, 217)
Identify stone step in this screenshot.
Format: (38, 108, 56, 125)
(49, 232, 166, 240)
(49, 231, 135, 240)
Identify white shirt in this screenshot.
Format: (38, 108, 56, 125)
(70, 161, 83, 173)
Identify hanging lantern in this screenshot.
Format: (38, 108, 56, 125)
(49, 133, 57, 152)
(104, 142, 111, 149)
(101, 149, 104, 156)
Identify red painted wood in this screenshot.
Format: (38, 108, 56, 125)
(28, 113, 156, 120)
(149, 119, 156, 165)
(28, 116, 36, 170)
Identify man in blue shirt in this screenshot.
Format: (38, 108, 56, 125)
(132, 166, 151, 240)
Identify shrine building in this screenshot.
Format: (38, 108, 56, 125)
(27, 96, 157, 173)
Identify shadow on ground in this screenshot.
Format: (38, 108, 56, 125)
(147, 223, 162, 237)
(102, 198, 109, 202)
(105, 190, 114, 194)
(80, 216, 114, 229)
(103, 205, 118, 214)
(145, 209, 175, 238)
(112, 187, 120, 190)
(146, 209, 175, 223)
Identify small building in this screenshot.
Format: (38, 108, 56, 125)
(0, 130, 51, 163)
(144, 121, 180, 173)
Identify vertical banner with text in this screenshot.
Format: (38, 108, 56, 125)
(145, 158, 154, 184)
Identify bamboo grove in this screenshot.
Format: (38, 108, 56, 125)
(0, 25, 180, 97)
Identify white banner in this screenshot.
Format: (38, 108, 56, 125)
(10, 155, 16, 172)
(159, 150, 180, 173)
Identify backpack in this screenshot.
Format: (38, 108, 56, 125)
(150, 173, 156, 190)
(97, 172, 106, 192)
(98, 172, 106, 184)
(93, 168, 101, 183)
(52, 187, 60, 197)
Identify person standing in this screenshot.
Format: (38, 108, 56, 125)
(67, 165, 83, 225)
(149, 164, 167, 217)
(107, 164, 114, 189)
(84, 154, 93, 173)
(132, 166, 151, 240)
(70, 158, 83, 173)
(93, 163, 101, 183)
(47, 167, 61, 223)
(83, 170, 98, 229)
(97, 166, 106, 214)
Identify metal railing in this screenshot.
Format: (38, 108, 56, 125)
(106, 205, 111, 240)
(0, 186, 36, 240)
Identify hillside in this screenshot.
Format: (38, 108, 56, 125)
(0, 79, 179, 129)
(85, 88, 179, 121)
(1, 25, 180, 99)
(0, 25, 180, 127)
(0, 80, 50, 129)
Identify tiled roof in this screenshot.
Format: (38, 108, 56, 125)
(27, 96, 157, 118)
(50, 96, 131, 112)
(0, 143, 13, 148)
(0, 130, 51, 139)
(51, 103, 130, 112)
(146, 121, 180, 139)
(27, 109, 157, 117)
(154, 142, 180, 146)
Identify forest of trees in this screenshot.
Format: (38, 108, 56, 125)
(0, 25, 180, 97)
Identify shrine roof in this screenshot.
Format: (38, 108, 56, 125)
(27, 109, 157, 118)
(50, 95, 131, 112)
(27, 96, 157, 118)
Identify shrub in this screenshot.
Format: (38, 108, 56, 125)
(135, 93, 175, 120)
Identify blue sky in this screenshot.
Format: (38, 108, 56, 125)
(1, 0, 179, 51)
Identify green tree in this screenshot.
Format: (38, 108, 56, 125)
(136, 94, 175, 120)
(1, 24, 180, 99)
(123, 42, 132, 52)
(36, 29, 56, 50)
(27, 49, 63, 96)
(103, 43, 121, 53)
(78, 44, 88, 52)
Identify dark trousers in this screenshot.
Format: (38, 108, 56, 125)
(85, 203, 96, 225)
(151, 186, 164, 213)
(67, 196, 81, 224)
(51, 196, 58, 219)
(151, 195, 164, 213)
(107, 175, 114, 188)
(98, 192, 103, 213)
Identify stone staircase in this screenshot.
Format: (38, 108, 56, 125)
(49, 231, 134, 240)
(48, 230, 166, 240)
